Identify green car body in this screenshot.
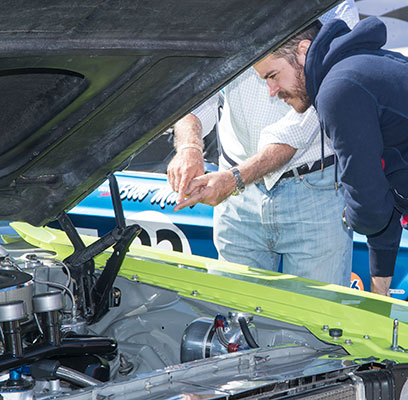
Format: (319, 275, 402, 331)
(13, 222, 408, 365)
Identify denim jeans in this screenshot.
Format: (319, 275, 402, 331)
(213, 165, 353, 286)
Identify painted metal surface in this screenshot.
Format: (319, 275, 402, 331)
(11, 221, 408, 365)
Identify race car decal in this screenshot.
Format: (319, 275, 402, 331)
(120, 183, 179, 209)
(125, 210, 191, 254)
(390, 288, 406, 295)
(350, 272, 364, 291)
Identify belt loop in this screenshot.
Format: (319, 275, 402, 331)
(293, 167, 301, 183)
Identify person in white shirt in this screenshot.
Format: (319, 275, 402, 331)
(168, 1, 359, 285)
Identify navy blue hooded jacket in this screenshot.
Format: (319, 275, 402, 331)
(305, 17, 408, 277)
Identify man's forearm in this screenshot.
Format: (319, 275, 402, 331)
(238, 143, 297, 186)
(174, 114, 204, 150)
(168, 113, 206, 201)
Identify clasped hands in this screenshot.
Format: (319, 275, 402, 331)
(167, 149, 237, 211)
(174, 170, 236, 211)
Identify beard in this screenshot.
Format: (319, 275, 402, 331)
(278, 60, 311, 113)
(293, 62, 311, 113)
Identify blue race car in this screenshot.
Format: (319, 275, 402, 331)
(62, 130, 408, 300)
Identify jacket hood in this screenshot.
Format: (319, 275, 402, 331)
(305, 16, 387, 104)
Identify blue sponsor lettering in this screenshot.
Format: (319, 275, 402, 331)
(151, 187, 178, 208)
(120, 184, 151, 202)
(120, 183, 178, 209)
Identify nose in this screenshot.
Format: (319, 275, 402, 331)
(267, 80, 280, 97)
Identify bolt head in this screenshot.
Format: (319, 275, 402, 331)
(329, 328, 343, 339)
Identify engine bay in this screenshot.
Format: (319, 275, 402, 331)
(0, 243, 357, 399)
(0, 176, 406, 399)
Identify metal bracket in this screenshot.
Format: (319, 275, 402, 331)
(58, 174, 140, 322)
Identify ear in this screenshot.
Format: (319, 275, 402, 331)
(296, 40, 311, 67)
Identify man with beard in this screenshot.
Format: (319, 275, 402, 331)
(169, 2, 358, 286)
(251, 16, 408, 295)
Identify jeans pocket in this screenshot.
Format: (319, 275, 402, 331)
(301, 170, 336, 191)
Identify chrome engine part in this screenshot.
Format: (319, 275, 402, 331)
(2, 251, 86, 335)
(0, 269, 33, 320)
(180, 312, 258, 362)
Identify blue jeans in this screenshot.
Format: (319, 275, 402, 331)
(213, 165, 353, 286)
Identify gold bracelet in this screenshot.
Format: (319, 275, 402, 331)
(178, 143, 203, 153)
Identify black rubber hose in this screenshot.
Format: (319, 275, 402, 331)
(238, 317, 259, 349)
(0, 336, 117, 372)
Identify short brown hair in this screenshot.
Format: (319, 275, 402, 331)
(273, 20, 322, 65)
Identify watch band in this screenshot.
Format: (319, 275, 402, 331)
(230, 167, 245, 196)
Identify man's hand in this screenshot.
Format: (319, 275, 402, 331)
(370, 276, 392, 296)
(172, 143, 297, 211)
(174, 170, 236, 211)
(167, 113, 205, 203)
(168, 148, 205, 203)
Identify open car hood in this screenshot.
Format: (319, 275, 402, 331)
(0, 0, 339, 226)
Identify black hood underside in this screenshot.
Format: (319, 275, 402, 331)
(0, 0, 339, 225)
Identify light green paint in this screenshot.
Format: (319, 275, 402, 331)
(11, 221, 408, 364)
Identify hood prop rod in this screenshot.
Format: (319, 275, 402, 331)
(58, 174, 141, 322)
(91, 222, 140, 323)
(109, 174, 126, 230)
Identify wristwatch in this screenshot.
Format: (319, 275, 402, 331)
(230, 167, 245, 196)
